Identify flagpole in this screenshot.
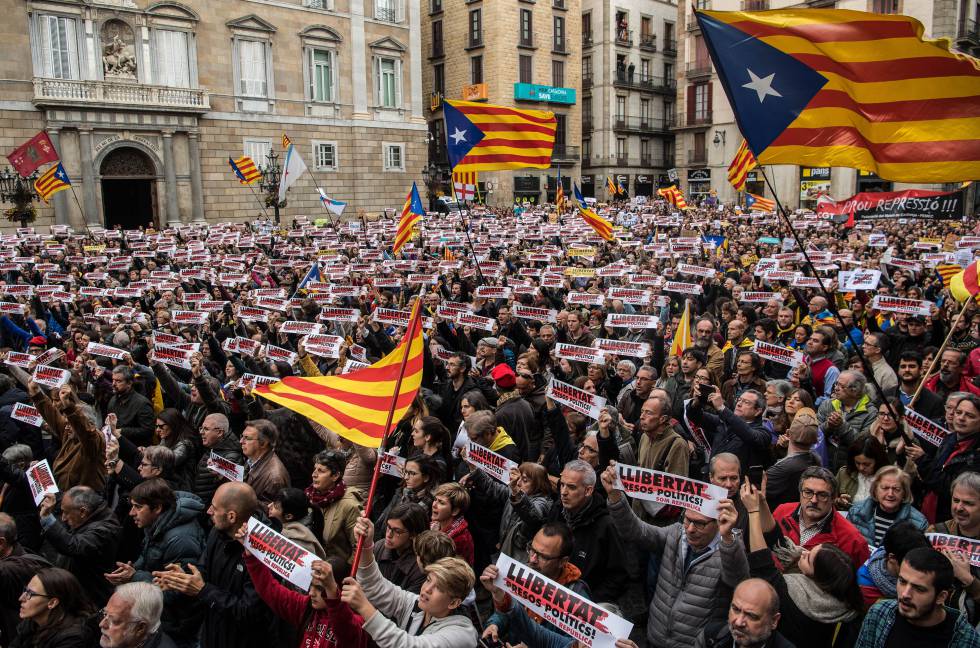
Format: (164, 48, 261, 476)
(302, 169, 338, 230)
(910, 298, 972, 408)
(757, 167, 899, 421)
(449, 178, 486, 286)
(349, 291, 425, 575)
(65, 186, 93, 236)
(246, 183, 272, 220)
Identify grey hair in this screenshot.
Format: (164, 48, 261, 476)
(767, 380, 793, 400)
(65, 486, 104, 512)
(839, 370, 867, 394)
(113, 582, 164, 634)
(203, 413, 230, 433)
(616, 360, 637, 378)
(709, 453, 741, 476)
(952, 471, 980, 498)
(563, 459, 597, 487)
(0, 513, 16, 545)
(2, 444, 32, 470)
(142, 445, 175, 474)
(798, 466, 838, 497)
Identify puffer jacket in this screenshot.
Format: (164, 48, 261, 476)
(133, 491, 206, 579)
(193, 433, 244, 506)
(846, 498, 928, 546)
(607, 495, 749, 648)
(817, 395, 878, 470)
(357, 558, 479, 648)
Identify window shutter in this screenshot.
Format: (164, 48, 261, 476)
(39, 16, 54, 77)
(174, 31, 190, 87)
(707, 82, 713, 114)
(306, 47, 314, 100)
(395, 59, 402, 108)
(686, 84, 695, 123)
(63, 17, 77, 79)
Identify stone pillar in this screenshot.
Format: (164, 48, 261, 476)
(351, 0, 368, 115)
(408, 0, 422, 119)
(46, 128, 69, 226)
(188, 132, 205, 223)
(78, 129, 99, 226)
(162, 131, 180, 226)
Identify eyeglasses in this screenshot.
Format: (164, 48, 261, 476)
(21, 587, 50, 601)
(517, 373, 533, 380)
(878, 411, 895, 419)
(801, 488, 832, 502)
(579, 445, 598, 455)
(682, 516, 715, 531)
(525, 543, 562, 562)
(385, 524, 409, 536)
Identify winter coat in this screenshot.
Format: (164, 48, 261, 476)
(770, 502, 871, 570)
(697, 622, 796, 648)
(608, 495, 749, 648)
(107, 389, 156, 447)
(193, 433, 245, 506)
(32, 392, 106, 491)
(167, 437, 200, 492)
(469, 468, 550, 561)
(817, 395, 878, 470)
(133, 491, 206, 579)
(41, 502, 121, 606)
(0, 386, 42, 458)
(282, 520, 326, 559)
(9, 616, 92, 648)
(0, 458, 42, 551)
(0, 546, 50, 645)
(917, 431, 980, 523)
(687, 400, 773, 471)
(356, 557, 479, 648)
(495, 392, 535, 462)
(316, 487, 365, 566)
(847, 498, 928, 546)
(244, 450, 291, 507)
(766, 452, 821, 509)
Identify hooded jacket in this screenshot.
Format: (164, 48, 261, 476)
(133, 491, 206, 579)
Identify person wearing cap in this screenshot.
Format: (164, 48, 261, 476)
(474, 337, 499, 378)
(491, 364, 533, 462)
(764, 411, 821, 509)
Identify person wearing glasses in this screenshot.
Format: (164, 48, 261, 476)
(816, 370, 878, 471)
(762, 466, 870, 570)
(98, 582, 172, 648)
(11, 567, 93, 648)
(861, 332, 898, 405)
(373, 502, 429, 593)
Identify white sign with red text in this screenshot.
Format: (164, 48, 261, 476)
(546, 378, 606, 420)
(27, 459, 59, 505)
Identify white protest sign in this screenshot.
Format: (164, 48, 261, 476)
(753, 340, 804, 368)
(32, 365, 70, 389)
(614, 463, 729, 518)
(86, 342, 129, 361)
(904, 409, 950, 447)
(593, 338, 651, 359)
(153, 346, 193, 370)
(555, 343, 606, 365)
(512, 304, 558, 324)
(546, 378, 606, 419)
(871, 295, 932, 317)
(10, 403, 42, 427)
(464, 440, 518, 485)
(243, 517, 314, 591)
(206, 451, 245, 482)
(605, 313, 659, 329)
(663, 281, 703, 295)
(927, 533, 980, 567)
(605, 287, 652, 306)
(676, 263, 715, 279)
(27, 459, 59, 505)
(839, 269, 881, 291)
(493, 554, 633, 648)
(378, 452, 405, 478)
(280, 321, 324, 335)
(5, 352, 34, 369)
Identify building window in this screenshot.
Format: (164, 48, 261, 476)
(432, 20, 444, 58)
(640, 16, 654, 48)
(153, 29, 190, 88)
(376, 0, 401, 22)
(313, 142, 337, 169)
(664, 22, 675, 50)
(693, 82, 710, 121)
(553, 16, 566, 51)
(617, 138, 627, 160)
(640, 139, 650, 162)
(469, 9, 482, 47)
(640, 98, 650, 124)
(519, 55, 533, 84)
(871, 0, 899, 12)
(433, 62, 445, 96)
(555, 114, 567, 154)
(238, 40, 268, 97)
(663, 140, 675, 165)
(616, 95, 626, 120)
(583, 138, 591, 160)
(375, 56, 401, 108)
(38, 14, 78, 80)
(582, 55, 592, 80)
(694, 131, 706, 162)
(582, 12, 592, 45)
(304, 0, 330, 8)
(665, 100, 675, 126)
(244, 139, 272, 165)
(471, 55, 483, 84)
(309, 48, 335, 102)
(664, 62, 674, 82)
(641, 58, 650, 79)
(520, 9, 533, 46)
(383, 143, 405, 171)
(552, 60, 564, 87)
(583, 96, 592, 123)
(743, 0, 769, 8)
(431, 0, 442, 11)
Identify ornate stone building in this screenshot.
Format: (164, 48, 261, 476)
(0, 0, 427, 229)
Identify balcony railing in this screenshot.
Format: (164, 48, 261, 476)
(551, 145, 580, 162)
(614, 71, 677, 93)
(376, 5, 398, 22)
(688, 149, 707, 164)
(33, 78, 210, 113)
(616, 29, 633, 46)
(663, 39, 677, 56)
(582, 73, 593, 88)
(583, 118, 593, 132)
(614, 116, 672, 133)
(639, 33, 657, 51)
(685, 61, 712, 77)
(959, 18, 980, 44)
(616, 156, 629, 166)
(431, 43, 444, 58)
(583, 32, 593, 47)
(686, 14, 701, 31)
(677, 113, 712, 128)
(553, 39, 568, 53)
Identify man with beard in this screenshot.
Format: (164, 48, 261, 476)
(694, 317, 725, 385)
(434, 352, 479, 430)
(696, 579, 794, 647)
(617, 365, 657, 431)
(855, 548, 980, 647)
(924, 349, 980, 402)
(721, 320, 755, 382)
(896, 351, 945, 423)
(775, 308, 797, 346)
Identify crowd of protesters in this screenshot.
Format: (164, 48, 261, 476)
(0, 197, 976, 648)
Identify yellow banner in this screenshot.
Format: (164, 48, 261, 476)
(565, 267, 596, 277)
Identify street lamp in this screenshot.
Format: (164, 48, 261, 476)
(421, 161, 438, 210)
(0, 168, 41, 228)
(258, 150, 283, 225)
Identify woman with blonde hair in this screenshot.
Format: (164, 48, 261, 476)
(847, 465, 927, 546)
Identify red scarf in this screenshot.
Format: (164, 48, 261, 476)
(305, 481, 347, 509)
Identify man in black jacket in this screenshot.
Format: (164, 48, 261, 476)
(687, 384, 773, 475)
(108, 366, 156, 447)
(697, 579, 796, 648)
(192, 414, 244, 508)
(435, 352, 478, 430)
(38, 485, 122, 606)
(897, 350, 946, 424)
(153, 482, 271, 648)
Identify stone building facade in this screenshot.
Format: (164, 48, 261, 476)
(0, 0, 428, 230)
(421, 0, 582, 206)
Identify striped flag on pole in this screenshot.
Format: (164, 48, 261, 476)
(34, 163, 71, 203)
(727, 139, 758, 191)
(746, 193, 776, 212)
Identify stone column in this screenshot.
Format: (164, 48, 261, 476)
(162, 131, 180, 226)
(408, 0, 422, 119)
(351, 0, 368, 115)
(78, 129, 99, 226)
(45, 128, 69, 226)
(187, 132, 205, 223)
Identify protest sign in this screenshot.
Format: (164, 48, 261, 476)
(243, 517, 314, 591)
(605, 287, 651, 306)
(153, 346, 193, 370)
(676, 263, 715, 279)
(10, 403, 42, 427)
(475, 285, 513, 299)
(512, 304, 558, 324)
(605, 313, 659, 329)
(927, 533, 980, 567)
(238, 306, 269, 323)
(318, 307, 360, 324)
(455, 312, 497, 332)
(839, 269, 881, 291)
(464, 440, 518, 485)
(493, 554, 633, 648)
(741, 292, 782, 304)
(5, 352, 34, 369)
(567, 292, 604, 307)
(32, 365, 70, 389)
(546, 378, 606, 419)
(27, 459, 59, 505)
(207, 451, 245, 482)
(753, 340, 804, 367)
(555, 343, 607, 365)
(0, 301, 25, 315)
(871, 295, 932, 317)
(593, 338, 651, 359)
(86, 342, 128, 361)
(34, 348, 65, 367)
(817, 188, 965, 221)
(265, 344, 299, 365)
(378, 452, 405, 478)
(614, 463, 729, 518)
(374, 308, 412, 328)
(663, 281, 703, 295)
(904, 409, 950, 447)
(280, 321, 324, 335)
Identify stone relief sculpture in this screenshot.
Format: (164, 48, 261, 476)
(101, 20, 137, 79)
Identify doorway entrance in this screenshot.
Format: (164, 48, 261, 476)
(100, 147, 158, 229)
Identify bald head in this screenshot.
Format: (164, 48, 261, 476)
(729, 578, 781, 646)
(209, 482, 258, 534)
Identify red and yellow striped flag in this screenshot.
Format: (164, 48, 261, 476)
(671, 300, 693, 356)
(951, 261, 980, 303)
(255, 301, 424, 448)
(444, 100, 556, 172)
(657, 185, 689, 210)
(282, 133, 292, 149)
(727, 139, 758, 191)
(392, 182, 425, 255)
(34, 163, 71, 203)
(937, 263, 962, 287)
(229, 156, 261, 185)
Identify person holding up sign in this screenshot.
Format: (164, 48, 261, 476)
(600, 461, 747, 648)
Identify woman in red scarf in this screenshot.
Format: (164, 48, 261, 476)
(429, 482, 474, 566)
(307, 450, 365, 575)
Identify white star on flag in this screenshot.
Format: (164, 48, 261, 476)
(742, 69, 782, 103)
(451, 127, 468, 145)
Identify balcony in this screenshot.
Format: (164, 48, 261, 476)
(375, 5, 398, 22)
(616, 29, 633, 47)
(663, 39, 677, 56)
(33, 78, 210, 113)
(616, 156, 629, 166)
(685, 61, 712, 78)
(551, 145, 580, 163)
(431, 43, 444, 58)
(686, 14, 701, 31)
(582, 73, 593, 89)
(676, 113, 712, 128)
(583, 118, 593, 132)
(553, 0, 566, 7)
(583, 32, 593, 47)
(688, 149, 707, 165)
(614, 71, 676, 94)
(614, 116, 672, 133)
(959, 18, 980, 46)
(553, 39, 568, 54)
(639, 33, 657, 51)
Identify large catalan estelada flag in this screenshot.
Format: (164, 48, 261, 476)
(34, 163, 71, 203)
(746, 192, 775, 212)
(727, 139, 758, 191)
(229, 156, 261, 185)
(695, 9, 980, 183)
(392, 182, 425, 255)
(444, 100, 556, 172)
(671, 300, 693, 356)
(256, 300, 425, 448)
(573, 183, 614, 241)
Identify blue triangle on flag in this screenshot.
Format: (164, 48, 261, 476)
(443, 102, 485, 169)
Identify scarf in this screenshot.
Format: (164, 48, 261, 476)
(305, 480, 346, 509)
(434, 515, 467, 538)
(784, 573, 858, 623)
(496, 390, 521, 407)
(866, 548, 898, 599)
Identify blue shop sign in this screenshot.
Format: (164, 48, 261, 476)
(513, 83, 576, 105)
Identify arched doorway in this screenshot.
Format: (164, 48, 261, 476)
(100, 147, 157, 229)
